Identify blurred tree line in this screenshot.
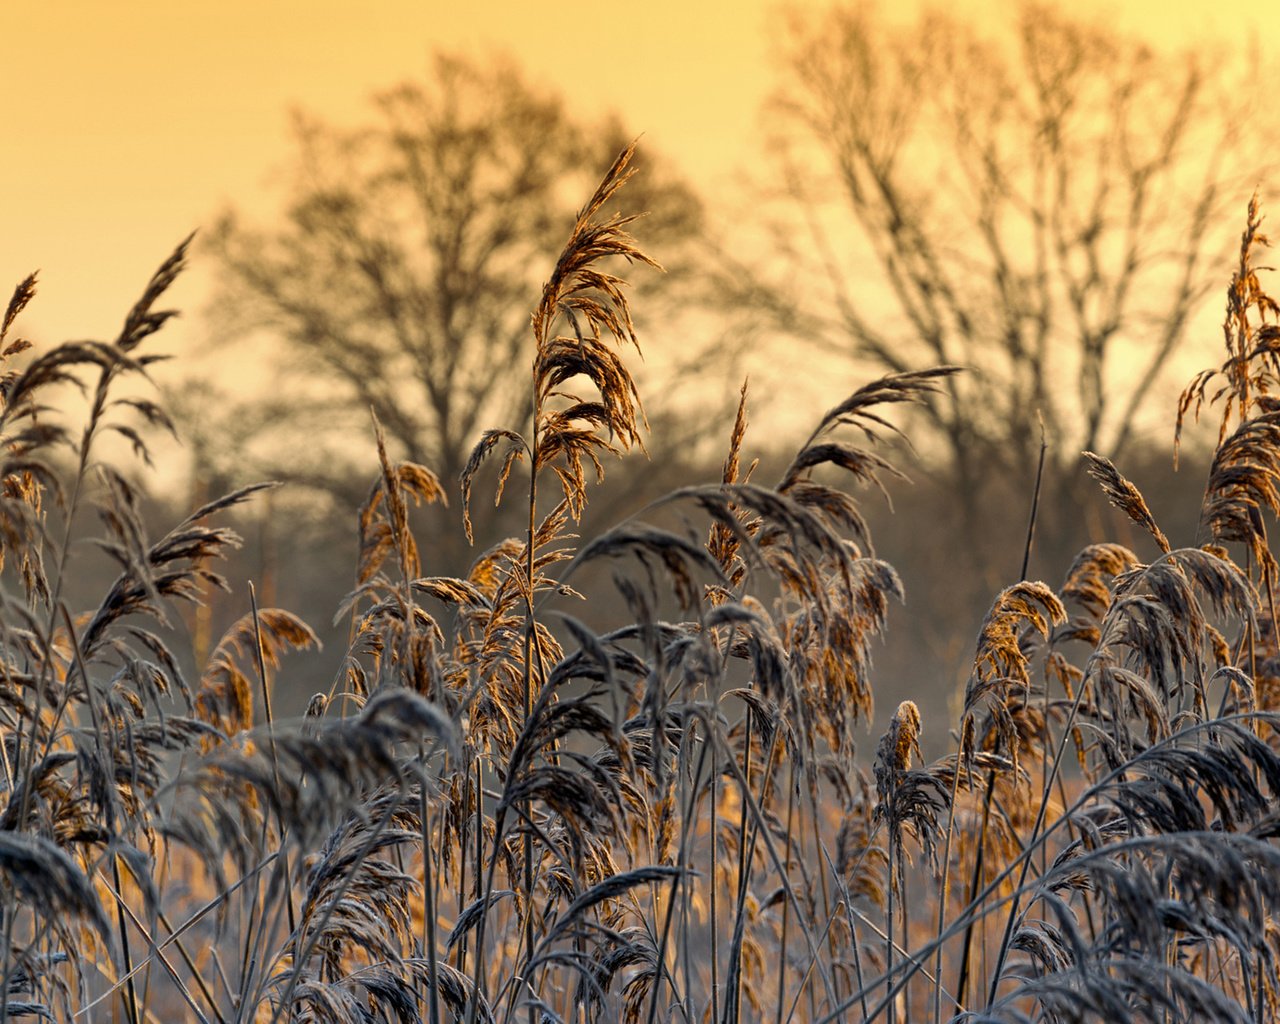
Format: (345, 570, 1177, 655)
(168, 2, 1279, 729)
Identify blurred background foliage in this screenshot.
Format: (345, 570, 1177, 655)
(95, 1, 1277, 740)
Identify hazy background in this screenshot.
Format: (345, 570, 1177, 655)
(7, 0, 1275, 346)
(8, 0, 1280, 738)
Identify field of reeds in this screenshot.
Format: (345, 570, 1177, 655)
(7, 143, 1280, 1023)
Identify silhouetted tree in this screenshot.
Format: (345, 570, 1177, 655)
(205, 54, 713, 497)
(762, 2, 1274, 527)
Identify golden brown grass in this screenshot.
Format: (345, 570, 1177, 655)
(4, 149, 1280, 1024)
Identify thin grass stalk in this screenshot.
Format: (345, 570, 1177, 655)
(952, 771, 1001, 1001)
(774, 763, 798, 1024)
(822, 846, 870, 1021)
(706, 623, 747, 1024)
(1020, 418, 1047, 582)
(236, 749, 315, 1019)
(466, 794, 510, 1024)
(468, 756, 484, 986)
(242, 852, 296, 1020)
(783, 904, 843, 1024)
(248, 583, 295, 940)
(900, 844, 914, 1022)
(885, 784, 896, 1024)
(983, 655, 1105, 1008)
(951, 432, 1048, 1014)
(516, 318, 541, 1024)
(455, 773, 469, 975)
(60, 604, 141, 1024)
(0, 635, 14, 795)
(236, 838, 272, 1014)
(710, 725, 721, 1024)
(648, 730, 710, 1024)
(725, 711, 753, 1024)
(931, 734, 967, 1024)
(710, 719, 840, 1014)
(125, 872, 229, 1024)
(726, 723, 822, 1022)
(211, 947, 236, 1013)
(499, 799, 586, 1018)
(678, 724, 704, 1023)
(1038, 681, 1054, 881)
(748, 753, 783, 891)
(96, 868, 213, 1024)
(110, 854, 143, 1024)
(454, 757, 479, 979)
(1244, 547, 1259, 688)
(806, 785, 838, 1010)
(419, 753, 442, 1024)
(520, 538, 537, 1008)
(76, 851, 283, 1019)
(139, 842, 171, 1015)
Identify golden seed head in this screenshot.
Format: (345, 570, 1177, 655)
(890, 699, 921, 772)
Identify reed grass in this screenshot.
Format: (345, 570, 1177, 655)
(3, 152, 1280, 1024)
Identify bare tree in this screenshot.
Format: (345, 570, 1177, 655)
(763, 2, 1272, 520)
(206, 54, 710, 495)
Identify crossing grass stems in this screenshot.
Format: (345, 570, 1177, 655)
(4, 148, 1280, 1023)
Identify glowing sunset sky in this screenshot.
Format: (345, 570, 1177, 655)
(5, 0, 1278, 356)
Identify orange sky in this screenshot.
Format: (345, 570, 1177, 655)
(5, 0, 1278, 361)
